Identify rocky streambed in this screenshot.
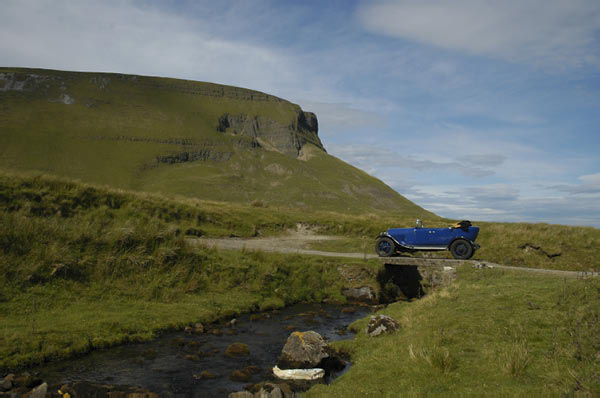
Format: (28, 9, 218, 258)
(11, 303, 374, 397)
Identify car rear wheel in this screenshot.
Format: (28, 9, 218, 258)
(450, 239, 474, 259)
(376, 237, 396, 257)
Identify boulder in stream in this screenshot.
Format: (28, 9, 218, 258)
(24, 382, 47, 398)
(0, 374, 14, 391)
(193, 322, 205, 333)
(277, 331, 328, 369)
(225, 342, 250, 357)
(229, 391, 254, 398)
(193, 370, 218, 380)
(230, 369, 252, 382)
(230, 382, 296, 398)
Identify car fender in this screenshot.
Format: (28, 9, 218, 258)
(377, 232, 411, 250)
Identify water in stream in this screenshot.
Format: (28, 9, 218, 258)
(33, 303, 373, 397)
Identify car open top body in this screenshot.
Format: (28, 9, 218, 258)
(375, 221, 480, 259)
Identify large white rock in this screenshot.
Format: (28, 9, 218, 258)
(272, 366, 325, 381)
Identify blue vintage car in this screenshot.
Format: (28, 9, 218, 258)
(375, 220, 480, 259)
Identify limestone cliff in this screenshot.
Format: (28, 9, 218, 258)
(217, 111, 324, 157)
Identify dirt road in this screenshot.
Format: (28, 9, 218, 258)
(191, 233, 376, 259)
(189, 228, 598, 279)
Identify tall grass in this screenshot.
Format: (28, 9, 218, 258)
(502, 341, 530, 376)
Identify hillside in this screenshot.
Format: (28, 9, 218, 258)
(0, 67, 432, 216)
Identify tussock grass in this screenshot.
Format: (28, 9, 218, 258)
(408, 343, 457, 374)
(502, 341, 531, 377)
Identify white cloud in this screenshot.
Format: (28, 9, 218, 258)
(0, 0, 309, 98)
(461, 184, 520, 202)
(358, 0, 600, 67)
(579, 173, 600, 186)
(551, 173, 600, 195)
(402, 183, 600, 227)
(298, 102, 386, 134)
(329, 144, 502, 178)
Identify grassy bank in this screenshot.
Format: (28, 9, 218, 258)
(0, 172, 385, 370)
(0, 246, 358, 371)
(309, 267, 600, 397)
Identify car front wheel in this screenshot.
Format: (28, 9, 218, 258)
(375, 237, 396, 257)
(450, 239, 474, 259)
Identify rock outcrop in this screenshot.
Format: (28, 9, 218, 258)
(365, 314, 401, 337)
(342, 286, 377, 304)
(217, 112, 323, 157)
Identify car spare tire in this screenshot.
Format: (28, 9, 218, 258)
(376, 237, 396, 257)
(450, 239, 474, 259)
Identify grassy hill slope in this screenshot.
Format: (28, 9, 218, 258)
(0, 67, 431, 216)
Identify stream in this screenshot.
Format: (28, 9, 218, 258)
(32, 303, 374, 397)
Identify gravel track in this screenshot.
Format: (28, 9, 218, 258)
(190, 232, 599, 279)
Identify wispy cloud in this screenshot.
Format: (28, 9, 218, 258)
(402, 183, 600, 227)
(0, 0, 315, 99)
(550, 173, 600, 195)
(358, 0, 600, 67)
(298, 102, 387, 134)
(329, 144, 503, 178)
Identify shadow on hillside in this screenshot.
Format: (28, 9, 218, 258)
(377, 264, 425, 303)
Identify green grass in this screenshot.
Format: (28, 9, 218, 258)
(1, 171, 599, 397)
(0, 67, 432, 216)
(308, 267, 600, 397)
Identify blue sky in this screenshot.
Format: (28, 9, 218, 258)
(2, 0, 600, 226)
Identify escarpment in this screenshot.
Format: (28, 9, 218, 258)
(0, 68, 323, 159)
(217, 111, 323, 157)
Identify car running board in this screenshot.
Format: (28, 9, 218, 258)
(398, 244, 448, 251)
